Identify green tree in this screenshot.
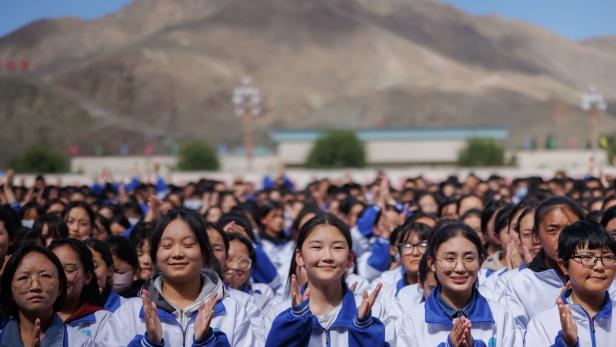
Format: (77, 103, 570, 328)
(10, 145, 69, 173)
(306, 129, 366, 168)
(177, 141, 220, 171)
(457, 138, 505, 167)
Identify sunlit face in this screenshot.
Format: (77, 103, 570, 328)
(459, 197, 483, 216)
(262, 209, 284, 234)
(560, 246, 616, 297)
(539, 207, 580, 261)
(89, 247, 112, 293)
(399, 233, 426, 276)
(65, 207, 92, 240)
(205, 207, 222, 223)
(224, 240, 252, 290)
(207, 228, 226, 266)
(430, 235, 480, 296)
(419, 195, 438, 215)
(462, 215, 483, 244)
(296, 225, 352, 286)
(157, 219, 203, 283)
(52, 245, 91, 303)
(11, 252, 61, 316)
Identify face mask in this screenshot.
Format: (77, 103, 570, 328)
(21, 220, 34, 228)
(112, 271, 134, 293)
(185, 200, 202, 210)
(128, 218, 140, 226)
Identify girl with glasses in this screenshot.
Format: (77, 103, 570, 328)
(525, 221, 616, 346)
(397, 222, 520, 347)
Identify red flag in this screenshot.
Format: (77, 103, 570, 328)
(144, 143, 154, 156)
(20, 59, 30, 72)
(6, 60, 15, 72)
(69, 145, 80, 156)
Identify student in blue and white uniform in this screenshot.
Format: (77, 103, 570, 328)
(500, 197, 585, 332)
(264, 213, 388, 347)
(396, 251, 438, 307)
(84, 239, 126, 312)
(397, 222, 520, 347)
(49, 239, 113, 344)
(0, 244, 91, 346)
(102, 208, 255, 347)
(223, 232, 274, 312)
(524, 221, 616, 347)
(525, 221, 616, 346)
(258, 202, 296, 287)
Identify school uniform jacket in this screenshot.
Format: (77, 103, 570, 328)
(103, 289, 126, 313)
(396, 288, 521, 347)
(0, 314, 92, 347)
(524, 289, 615, 347)
(263, 287, 389, 347)
(64, 305, 113, 346)
(101, 269, 255, 347)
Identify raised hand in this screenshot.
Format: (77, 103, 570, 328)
(290, 274, 310, 308)
(194, 293, 218, 340)
(29, 318, 41, 347)
(506, 239, 523, 270)
(141, 289, 163, 344)
(349, 281, 359, 293)
(557, 298, 577, 347)
(357, 283, 382, 320)
(144, 196, 161, 222)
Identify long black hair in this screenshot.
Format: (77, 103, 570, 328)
(49, 238, 103, 307)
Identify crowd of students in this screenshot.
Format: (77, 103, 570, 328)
(0, 167, 615, 346)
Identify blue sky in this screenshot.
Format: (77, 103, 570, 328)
(0, 0, 615, 40)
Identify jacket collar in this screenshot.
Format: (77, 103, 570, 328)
(561, 288, 613, 321)
(528, 251, 567, 285)
(424, 286, 495, 325)
(104, 290, 122, 312)
(64, 303, 102, 325)
(311, 286, 357, 330)
(0, 314, 65, 347)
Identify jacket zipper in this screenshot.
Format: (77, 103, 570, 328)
(325, 329, 331, 347)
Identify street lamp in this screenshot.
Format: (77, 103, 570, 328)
(232, 76, 261, 170)
(581, 86, 608, 159)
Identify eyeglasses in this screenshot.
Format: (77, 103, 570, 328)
(12, 273, 57, 291)
(436, 256, 480, 271)
(398, 241, 428, 256)
(571, 255, 616, 269)
(225, 257, 252, 270)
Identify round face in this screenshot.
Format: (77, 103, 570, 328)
(419, 196, 438, 215)
(399, 233, 426, 275)
(605, 219, 616, 241)
(51, 245, 90, 303)
(65, 207, 92, 240)
(224, 240, 252, 289)
(539, 207, 580, 261)
(11, 252, 61, 316)
(89, 248, 111, 293)
(206, 228, 227, 266)
(561, 246, 616, 296)
(462, 215, 483, 244)
(157, 218, 204, 283)
(0, 220, 10, 260)
(205, 207, 222, 223)
(430, 235, 480, 295)
(296, 225, 352, 286)
(137, 239, 153, 281)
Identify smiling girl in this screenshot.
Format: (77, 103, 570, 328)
(397, 222, 520, 347)
(264, 213, 387, 347)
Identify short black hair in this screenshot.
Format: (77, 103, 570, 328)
(226, 232, 256, 268)
(533, 196, 585, 235)
(0, 244, 67, 316)
(558, 220, 616, 264)
(62, 201, 96, 228)
(106, 235, 139, 270)
(600, 205, 616, 229)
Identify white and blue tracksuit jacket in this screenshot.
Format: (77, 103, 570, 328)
(524, 289, 615, 347)
(101, 270, 255, 347)
(67, 308, 113, 345)
(103, 289, 127, 313)
(396, 287, 521, 347)
(0, 314, 92, 347)
(264, 287, 389, 347)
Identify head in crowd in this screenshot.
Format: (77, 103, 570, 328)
(62, 201, 95, 240)
(418, 253, 437, 300)
(516, 203, 542, 260)
(533, 196, 585, 265)
(32, 213, 69, 247)
(291, 213, 353, 293)
(459, 209, 482, 241)
(417, 192, 439, 215)
(224, 232, 257, 290)
(600, 205, 616, 240)
(0, 205, 20, 260)
(259, 201, 285, 239)
(557, 221, 616, 301)
(105, 235, 139, 295)
(150, 208, 219, 286)
(49, 238, 103, 312)
(396, 222, 431, 285)
(0, 244, 67, 324)
(426, 222, 484, 307)
(129, 222, 155, 281)
(205, 221, 228, 276)
(84, 239, 114, 296)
